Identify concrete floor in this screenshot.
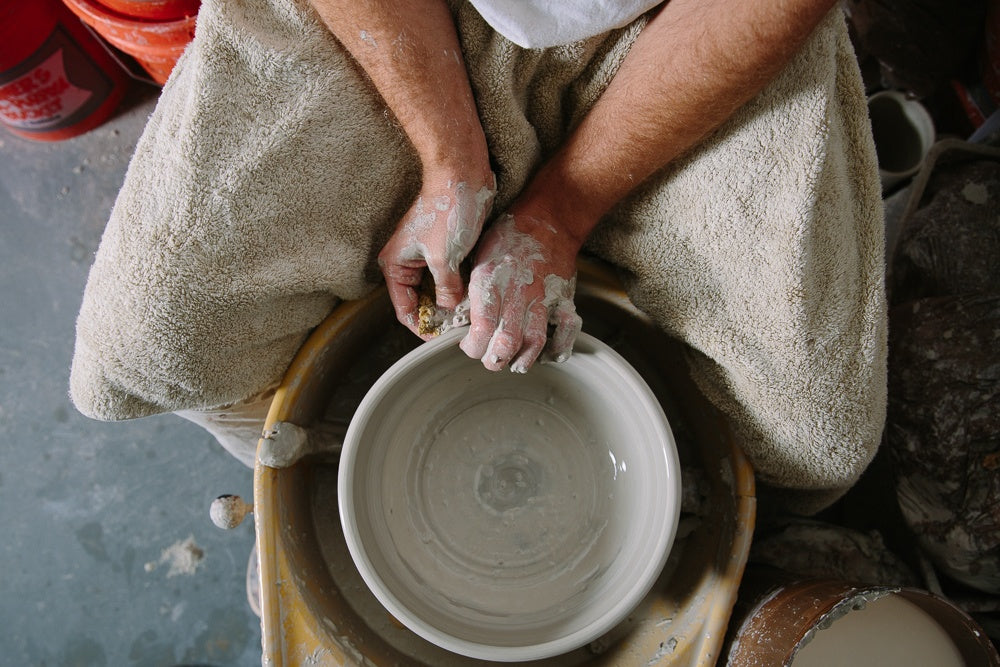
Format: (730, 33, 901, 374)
(1, 83, 261, 666)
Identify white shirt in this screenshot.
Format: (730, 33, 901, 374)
(468, 0, 663, 48)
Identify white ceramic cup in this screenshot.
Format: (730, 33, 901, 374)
(867, 90, 935, 192)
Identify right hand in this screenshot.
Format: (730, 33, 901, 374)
(378, 171, 496, 337)
(460, 212, 583, 373)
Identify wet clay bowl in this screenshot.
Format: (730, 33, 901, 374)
(338, 328, 681, 662)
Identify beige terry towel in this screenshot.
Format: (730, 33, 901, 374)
(71, 0, 886, 509)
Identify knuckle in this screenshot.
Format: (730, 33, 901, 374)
(493, 329, 519, 351)
(523, 329, 547, 350)
(435, 280, 462, 296)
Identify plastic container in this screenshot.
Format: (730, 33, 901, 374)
(61, 0, 198, 85)
(0, 0, 129, 141)
(725, 573, 999, 666)
(95, 0, 199, 21)
(867, 90, 936, 193)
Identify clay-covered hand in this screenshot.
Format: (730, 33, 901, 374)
(379, 173, 496, 338)
(460, 213, 583, 373)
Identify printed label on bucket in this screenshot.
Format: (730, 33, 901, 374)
(0, 26, 112, 134)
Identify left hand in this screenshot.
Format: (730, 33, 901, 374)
(378, 172, 496, 337)
(459, 212, 583, 372)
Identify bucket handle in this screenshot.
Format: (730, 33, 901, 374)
(78, 19, 161, 87)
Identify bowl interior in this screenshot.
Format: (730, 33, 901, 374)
(339, 329, 681, 661)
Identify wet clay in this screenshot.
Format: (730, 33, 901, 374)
(398, 181, 496, 274)
(338, 329, 680, 659)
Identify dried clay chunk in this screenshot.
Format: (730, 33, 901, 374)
(891, 159, 1000, 304)
(887, 294, 1000, 593)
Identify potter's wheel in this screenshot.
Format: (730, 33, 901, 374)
(253, 261, 756, 666)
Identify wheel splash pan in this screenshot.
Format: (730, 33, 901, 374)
(254, 260, 756, 666)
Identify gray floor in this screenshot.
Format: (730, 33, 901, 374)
(1, 84, 262, 666)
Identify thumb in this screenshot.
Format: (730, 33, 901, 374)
(428, 262, 465, 309)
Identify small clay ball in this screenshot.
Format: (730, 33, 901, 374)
(210, 494, 251, 530)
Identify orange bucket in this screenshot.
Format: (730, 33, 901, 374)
(61, 0, 198, 85)
(94, 0, 200, 21)
(0, 0, 129, 141)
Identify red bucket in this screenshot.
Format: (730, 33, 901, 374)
(95, 0, 200, 21)
(0, 0, 129, 141)
(62, 0, 199, 86)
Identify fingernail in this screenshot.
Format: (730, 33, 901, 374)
(540, 352, 569, 365)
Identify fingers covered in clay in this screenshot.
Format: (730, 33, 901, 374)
(380, 260, 425, 334)
(509, 301, 549, 373)
(460, 275, 502, 359)
(545, 283, 583, 364)
(379, 175, 496, 337)
(461, 214, 582, 373)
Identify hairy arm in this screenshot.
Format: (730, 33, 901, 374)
(309, 0, 495, 331)
(524, 0, 838, 239)
(462, 0, 839, 371)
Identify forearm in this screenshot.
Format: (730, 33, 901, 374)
(308, 0, 490, 179)
(517, 0, 838, 246)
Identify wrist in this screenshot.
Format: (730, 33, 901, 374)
(513, 164, 606, 252)
(407, 104, 492, 182)
(419, 141, 493, 189)
(419, 152, 495, 203)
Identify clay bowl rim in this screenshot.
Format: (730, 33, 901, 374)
(338, 328, 682, 662)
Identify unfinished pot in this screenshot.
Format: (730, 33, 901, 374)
(339, 329, 681, 661)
